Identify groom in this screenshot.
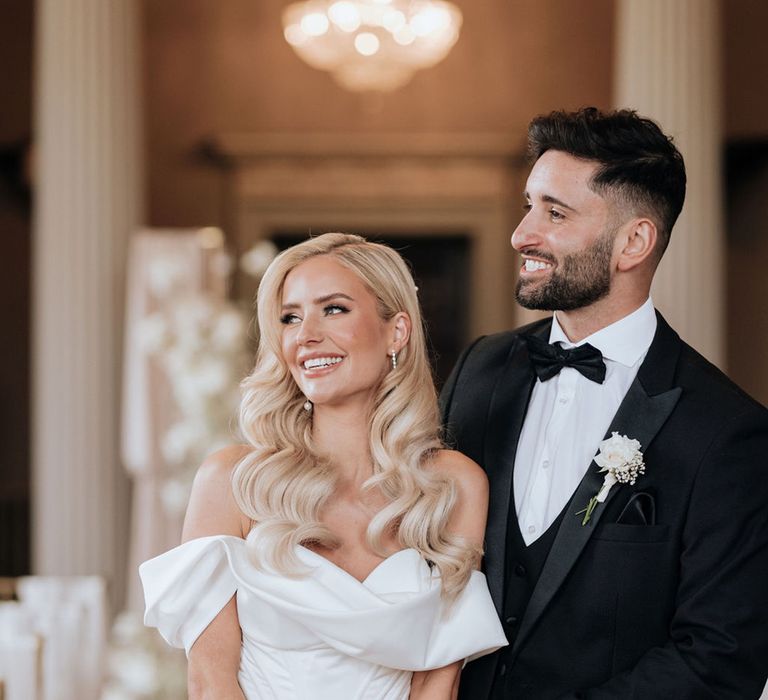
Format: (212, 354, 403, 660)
(441, 108, 768, 699)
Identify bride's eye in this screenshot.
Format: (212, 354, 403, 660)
(324, 304, 349, 316)
(280, 313, 301, 325)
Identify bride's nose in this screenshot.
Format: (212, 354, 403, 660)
(296, 314, 323, 345)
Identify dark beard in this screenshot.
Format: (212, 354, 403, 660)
(515, 229, 614, 311)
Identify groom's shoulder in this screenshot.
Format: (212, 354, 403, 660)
(675, 337, 767, 419)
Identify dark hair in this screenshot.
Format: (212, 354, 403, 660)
(527, 107, 686, 257)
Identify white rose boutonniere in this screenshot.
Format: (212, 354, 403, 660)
(577, 432, 645, 525)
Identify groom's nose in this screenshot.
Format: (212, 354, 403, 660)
(511, 214, 539, 252)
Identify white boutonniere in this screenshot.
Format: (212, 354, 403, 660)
(577, 432, 645, 525)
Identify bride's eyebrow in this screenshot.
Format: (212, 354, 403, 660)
(315, 293, 354, 304)
(281, 293, 355, 311)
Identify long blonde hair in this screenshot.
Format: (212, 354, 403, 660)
(233, 233, 477, 599)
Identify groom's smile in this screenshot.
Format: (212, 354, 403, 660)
(521, 254, 555, 275)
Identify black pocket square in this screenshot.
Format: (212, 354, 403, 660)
(616, 492, 656, 526)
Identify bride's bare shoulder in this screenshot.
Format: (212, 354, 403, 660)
(183, 445, 253, 541)
(425, 449, 489, 545)
(429, 449, 488, 498)
(194, 444, 253, 484)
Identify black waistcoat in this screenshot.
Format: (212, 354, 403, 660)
(490, 503, 568, 699)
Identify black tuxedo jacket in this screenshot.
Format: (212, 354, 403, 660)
(440, 313, 768, 699)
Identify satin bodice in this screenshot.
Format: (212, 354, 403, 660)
(140, 535, 507, 699)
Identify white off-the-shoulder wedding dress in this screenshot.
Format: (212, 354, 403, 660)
(140, 534, 507, 699)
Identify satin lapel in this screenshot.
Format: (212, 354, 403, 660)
(510, 374, 682, 656)
(482, 331, 542, 612)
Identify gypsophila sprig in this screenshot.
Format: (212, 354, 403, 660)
(577, 432, 645, 525)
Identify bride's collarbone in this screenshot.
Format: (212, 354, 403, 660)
(307, 490, 403, 579)
(305, 540, 404, 583)
(307, 527, 402, 582)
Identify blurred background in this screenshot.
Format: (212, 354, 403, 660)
(1, 0, 767, 697)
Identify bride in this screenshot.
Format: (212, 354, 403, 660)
(140, 233, 506, 699)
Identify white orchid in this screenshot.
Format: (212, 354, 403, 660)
(160, 421, 199, 465)
(160, 478, 193, 518)
(146, 257, 188, 299)
(137, 313, 170, 353)
(102, 611, 187, 699)
(212, 309, 246, 350)
(240, 239, 279, 279)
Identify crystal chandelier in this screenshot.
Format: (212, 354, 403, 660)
(282, 0, 463, 92)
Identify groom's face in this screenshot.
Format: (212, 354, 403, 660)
(511, 150, 621, 311)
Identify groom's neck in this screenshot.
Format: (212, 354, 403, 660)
(556, 293, 649, 343)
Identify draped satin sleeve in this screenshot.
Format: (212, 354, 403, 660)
(140, 535, 507, 669)
(139, 536, 241, 654)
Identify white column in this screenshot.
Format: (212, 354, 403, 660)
(33, 0, 143, 609)
(614, 0, 723, 365)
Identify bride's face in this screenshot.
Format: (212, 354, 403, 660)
(280, 255, 396, 409)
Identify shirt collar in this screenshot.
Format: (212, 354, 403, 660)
(549, 297, 657, 368)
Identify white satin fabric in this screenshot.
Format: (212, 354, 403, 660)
(140, 535, 507, 699)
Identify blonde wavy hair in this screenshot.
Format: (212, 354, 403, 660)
(233, 232, 479, 600)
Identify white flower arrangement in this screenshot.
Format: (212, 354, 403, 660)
(104, 239, 277, 700)
(138, 285, 249, 516)
(240, 240, 279, 279)
(577, 432, 645, 525)
(135, 240, 280, 517)
(101, 611, 187, 700)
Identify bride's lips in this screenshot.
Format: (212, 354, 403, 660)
(298, 354, 346, 378)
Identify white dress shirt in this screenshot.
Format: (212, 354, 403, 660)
(514, 298, 657, 545)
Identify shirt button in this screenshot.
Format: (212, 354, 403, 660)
(527, 524, 536, 534)
(514, 563, 526, 577)
(559, 396, 569, 404)
(504, 615, 519, 627)
(542, 459, 550, 469)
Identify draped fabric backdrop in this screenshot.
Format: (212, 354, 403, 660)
(121, 230, 226, 611)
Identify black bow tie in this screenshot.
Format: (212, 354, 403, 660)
(524, 334, 606, 384)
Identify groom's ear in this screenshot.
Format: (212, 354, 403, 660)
(616, 218, 658, 272)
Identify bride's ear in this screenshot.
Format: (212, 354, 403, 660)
(390, 312, 411, 353)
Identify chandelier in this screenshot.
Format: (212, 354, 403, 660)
(282, 0, 463, 92)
